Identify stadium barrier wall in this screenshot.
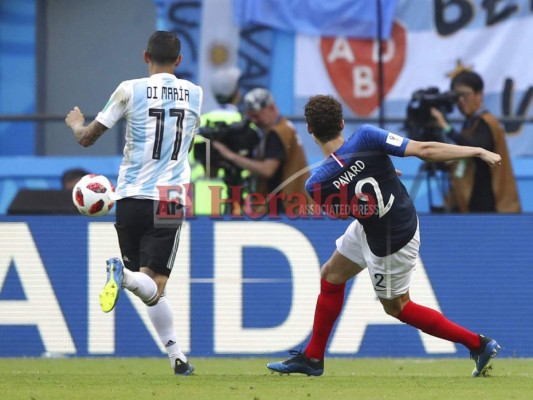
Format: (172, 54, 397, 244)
(0, 215, 531, 358)
(1, 155, 533, 215)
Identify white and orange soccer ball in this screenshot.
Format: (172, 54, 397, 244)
(72, 174, 115, 216)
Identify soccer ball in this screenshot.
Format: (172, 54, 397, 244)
(72, 174, 115, 216)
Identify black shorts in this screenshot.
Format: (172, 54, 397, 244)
(114, 198, 182, 277)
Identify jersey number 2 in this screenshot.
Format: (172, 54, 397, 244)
(149, 108, 184, 160)
(354, 177, 394, 218)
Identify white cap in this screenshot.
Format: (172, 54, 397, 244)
(243, 88, 274, 112)
(211, 66, 242, 98)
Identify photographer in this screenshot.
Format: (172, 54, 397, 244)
(212, 88, 310, 215)
(431, 70, 521, 213)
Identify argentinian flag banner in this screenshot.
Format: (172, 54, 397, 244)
(155, 0, 533, 155)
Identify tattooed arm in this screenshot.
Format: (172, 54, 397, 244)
(65, 106, 108, 147)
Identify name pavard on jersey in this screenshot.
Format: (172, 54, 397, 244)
(304, 125, 418, 257)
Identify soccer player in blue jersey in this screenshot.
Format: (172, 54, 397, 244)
(65, 31, 201, 376)
(267, 95, 501, 377)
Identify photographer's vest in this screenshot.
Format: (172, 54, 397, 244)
(191, 107, 242, 214)
(255, 117, 311, 214)
(449, 112, 521, 213)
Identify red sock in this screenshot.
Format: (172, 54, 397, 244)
(397, 301, 481, 350)
(304, 279, 346, 360)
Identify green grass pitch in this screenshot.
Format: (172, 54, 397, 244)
(1, 358, 532, 400)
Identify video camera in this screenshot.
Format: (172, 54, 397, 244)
(404, 87, 458, 142)
(193, 119, 260, 186)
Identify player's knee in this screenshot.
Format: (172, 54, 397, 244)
(144, 285, 164, 307)
(320, 261, 355, 284)
(145, 293, 161, 306)
(146, 299, 158, 306)
(382, 304, 401, 318)
(320, 261, 342, 283)
(320, 262, 331, 280)
(380, 298, 403, 318)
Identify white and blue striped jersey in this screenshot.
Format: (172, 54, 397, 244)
(96, 72, 203, 201)
(306, 125, 417, 257)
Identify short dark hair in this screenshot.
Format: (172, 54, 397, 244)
(61, 168, 88, 188)
(304, 95, 343, 143)
(146, 31, 181, 65)
(451, 71, 484, 93)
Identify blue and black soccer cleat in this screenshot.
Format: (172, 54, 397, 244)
(470, 334, 501, 377)
(99, 257, 124, 313)
(174, 358, 194, 376)
(267, 350, 324, 376)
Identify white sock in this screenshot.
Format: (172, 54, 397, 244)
(146, 295, 186, 365)
(122, 269, 158, 305)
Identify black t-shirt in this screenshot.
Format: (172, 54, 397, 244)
(262, 131, 286, 193)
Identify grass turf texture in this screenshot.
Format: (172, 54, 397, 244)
(1, 358, 532, 400)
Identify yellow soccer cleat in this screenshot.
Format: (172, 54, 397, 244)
(99, 257, 124, 313)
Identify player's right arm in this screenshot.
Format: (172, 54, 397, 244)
(65, 106, 108, 147)
(66, 82, 131, 147)
(404, 139, 501, 167)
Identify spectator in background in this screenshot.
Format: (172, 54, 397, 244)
(61, 168, 89, 191)
(431, 70, 521, 213)
(8, 167, 89, 215)
(201, 66, 242, 126)
(213, 88, 310, 215)
(190, 66, 244, 214)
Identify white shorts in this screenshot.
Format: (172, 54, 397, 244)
(335, 220, 420, 299)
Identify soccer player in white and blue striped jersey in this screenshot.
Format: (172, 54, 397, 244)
(66, 31, 201, 376)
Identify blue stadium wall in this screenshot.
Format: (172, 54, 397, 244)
(0, 215, 531, 358)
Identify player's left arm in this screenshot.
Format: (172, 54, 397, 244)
(356, 125, 409, 157)
(405, 139, 501, 167)
(65, 106, 108, 147)
(188, 116, 202, 154)
(357, 125, 501, 168)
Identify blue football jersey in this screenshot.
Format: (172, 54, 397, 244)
(306, 124, 417, 256)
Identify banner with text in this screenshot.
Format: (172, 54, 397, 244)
(155, 0, 275, 113)
(295, 0, 533, 155)
(0, 215, 531, 358)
